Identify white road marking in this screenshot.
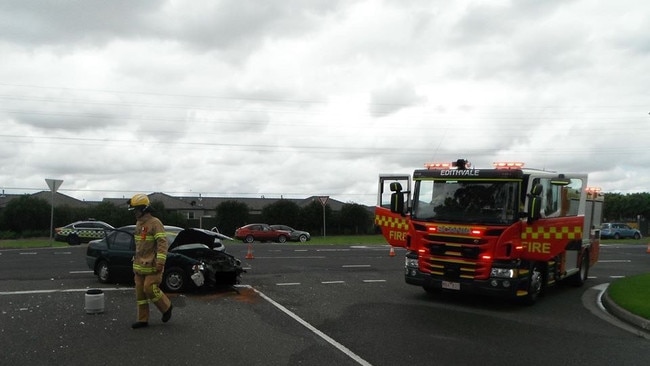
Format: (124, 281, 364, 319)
(342, 265, 371, 268)
(0, 287, 132, 295)
(276, 282, 301, 286)
(599, 260, 632, 263)
(70, 270, 94, 274)
(322, 281, 345, 284)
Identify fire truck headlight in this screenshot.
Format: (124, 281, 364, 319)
(405, 257, 418, 268)
(490, 268, 516, 278)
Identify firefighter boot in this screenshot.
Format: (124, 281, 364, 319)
(162, 304, 173, 323)
(131, 321, 148, 329)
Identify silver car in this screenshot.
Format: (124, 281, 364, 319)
(270, 225, 311, 242)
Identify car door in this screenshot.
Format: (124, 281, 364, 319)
(620, 224, 633, 238)
(260, 224, 275, 241)
(106, 230, 135, 275)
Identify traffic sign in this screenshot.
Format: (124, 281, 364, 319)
(318, 196, 329, 206)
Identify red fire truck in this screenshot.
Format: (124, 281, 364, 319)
(375, 159, 604, 304)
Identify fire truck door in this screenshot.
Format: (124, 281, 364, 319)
(375, 175, 410, 248)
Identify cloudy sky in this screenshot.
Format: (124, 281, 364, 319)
(0, 0, 648, 206)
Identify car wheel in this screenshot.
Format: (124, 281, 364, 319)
(278, 235, 287, 243)
(244, 235, 254, 243)
(634, 232, 641, 240)
(614, 233, 620, 240)
(162, 267, 187, 293)
(67, 234, 81, 246)
(96, 260, 111, 283)
(298, 234, 308, 243)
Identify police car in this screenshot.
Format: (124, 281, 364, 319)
(54, 220, 115, 245)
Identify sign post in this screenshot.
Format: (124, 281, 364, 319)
(45, 179, 63, 241)
(318, 196, 329, 237)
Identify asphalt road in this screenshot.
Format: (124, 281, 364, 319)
(1, 242, 649, 366)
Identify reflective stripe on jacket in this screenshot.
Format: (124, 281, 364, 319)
(133, 214, 168, 275)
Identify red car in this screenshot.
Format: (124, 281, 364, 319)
(234, 223, 291, 243)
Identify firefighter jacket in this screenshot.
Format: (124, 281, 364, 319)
(133, 213, 168, 275)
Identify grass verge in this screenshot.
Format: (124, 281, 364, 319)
(0, 238, 67, 249)
(0, 235, 389, 249)
(607, 273, 650, 320)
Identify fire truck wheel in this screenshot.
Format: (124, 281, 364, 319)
(521, 263, 543, 306)
(568, 252, 589, 287)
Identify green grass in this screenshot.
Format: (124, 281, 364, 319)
(607, 273, 650, 320)
(294, 234, 387, 245)
(0, 235, 389, 249)
(0, 238, 67, 249)
(601, 238, 648, 245)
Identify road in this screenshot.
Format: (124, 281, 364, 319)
(1, 242, 649, 365)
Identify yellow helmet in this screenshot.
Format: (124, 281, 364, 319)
(127, 193, 150, 211)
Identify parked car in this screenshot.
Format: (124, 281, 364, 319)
(86, 225, 243, 292)
(270, 225, 311, 242)
(234, 223, 291, 243)
(601, 223, 642, 240)
(55, 220, 115, 245)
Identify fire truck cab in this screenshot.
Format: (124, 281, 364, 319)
(375, 159, 604, 305)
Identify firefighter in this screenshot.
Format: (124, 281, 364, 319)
(127, 193, 173, 329)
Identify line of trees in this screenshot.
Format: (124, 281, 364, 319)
(2, 192, 647, 239)
(0, 195, 374, 239)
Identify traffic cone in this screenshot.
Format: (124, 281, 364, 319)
(646, 242, 650, 254)
(245, 244, 254, 259)
(389, 246, 396, 257)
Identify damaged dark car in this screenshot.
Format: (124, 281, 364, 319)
(86, 226, 244, 292)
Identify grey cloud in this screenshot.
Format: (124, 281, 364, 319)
(369, 80, 425, 118)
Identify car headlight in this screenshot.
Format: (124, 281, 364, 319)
(490, 267, 516, 278)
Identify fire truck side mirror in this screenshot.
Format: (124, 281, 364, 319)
(390, 191, 404, 214)
(527, 183, 543, 223)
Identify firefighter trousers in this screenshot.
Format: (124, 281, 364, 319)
(134, 272, 171, 323)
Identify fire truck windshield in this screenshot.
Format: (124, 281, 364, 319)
(413, 179, 521, 224)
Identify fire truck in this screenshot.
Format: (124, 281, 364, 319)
(375, 159, 604, 304)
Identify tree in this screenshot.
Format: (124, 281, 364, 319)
(89, 201, 132, 228)
(215, 200, 250, 236)
(261, 200, 300, 226)
(339, 203, 372, 234)
(149, 201, 188, 228)
(299, 200, 332, 236)
(1, 195, 50, 235)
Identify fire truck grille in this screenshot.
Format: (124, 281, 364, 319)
(422, 236, 489, 279)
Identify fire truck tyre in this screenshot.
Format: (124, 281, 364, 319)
(568, 252, 589, 287)
(96, 260, 111, 283)
(277, 235, 287, 243)
(162, 267, 187, 293)
(244, 235, 254, 243)
(67, 234, 81, 246)
(521, 264, 543, 306)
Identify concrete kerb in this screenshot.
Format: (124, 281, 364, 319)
(602, 289, 650, 332)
